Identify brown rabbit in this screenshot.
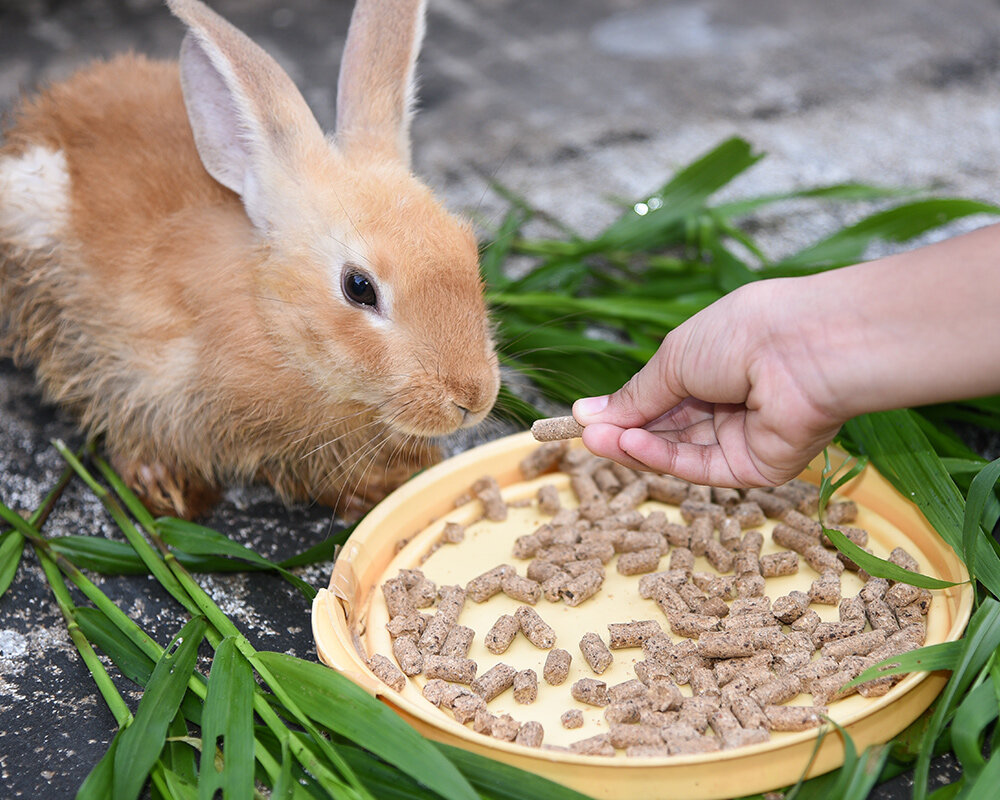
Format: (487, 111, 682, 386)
(0, 0, 499, 519)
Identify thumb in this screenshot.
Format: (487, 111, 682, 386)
(573, 342, 686, 428)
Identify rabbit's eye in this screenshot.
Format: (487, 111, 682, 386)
(342, 268, 378, 308)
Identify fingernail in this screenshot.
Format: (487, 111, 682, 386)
(574, 395, 609, 420)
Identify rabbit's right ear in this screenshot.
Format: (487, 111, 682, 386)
(335, 0, 427, 166)
(168, 0, 326, 233)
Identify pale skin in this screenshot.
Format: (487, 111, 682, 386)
(573, 222, 1000, 487)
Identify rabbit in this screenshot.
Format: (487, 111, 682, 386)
(0, 0, 500, 520)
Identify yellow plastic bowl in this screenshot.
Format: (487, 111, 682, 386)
(313, 432, 972, 800)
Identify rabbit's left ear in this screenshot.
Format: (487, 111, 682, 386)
(168, 0, 327, 232)
(335, 0, 427, 167)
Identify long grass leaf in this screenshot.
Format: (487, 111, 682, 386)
(78, 729, 123, 800)
(949, 680, 997, 779)
(433, 742, 596, 800)
(199, 636, 255, 800)
(961, 456, 1000, 583)
(113, 616, 208, 800)
(823, 527, 960, 589)
(844, 641, 963, 688)
(0, 530, 24, 598)
(156, 518, 316, 600)
(256, 651, 479, 800)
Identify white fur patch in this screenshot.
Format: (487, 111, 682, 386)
(0, 145, 70, 252)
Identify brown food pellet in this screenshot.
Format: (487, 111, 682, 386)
(745, 488, 792, 518)
(605, 698, 648, 725)
(452, 693, 487, 724)
(560, 569, 604, 606)
(751, 674, 802, 706)
(526, 558, 563, 582)
(804, 544, 845, 575)
(580, 632, 614, 674)
(616, 547, 662, 576)
(385, 611, 428, 639)
(564, 557, 605, 577)
(418, 585, 466, 655)
(520, 440, 569, 478)
(536, 483, 562, 515)
(781, 508, 823, 539)
(392, 635, 424, 676)
(739, 530, 765, 555)
(809, 572, 842, 605)
(764, 704, 827, 731)
(608, 678, 648, 704)
(491, 713, 521, 742)
(472, 663, 517, 701)
(609, 479, 649, 512)
(408, 578, 438, 608)
(423, 655, 477, 684)
(620, 530, 665, 553)
(689, 666, 720, 697)
(729, 695, 768, 730)
(368, 654, 406, 692)
(501, 573, 541, 604)
(569, 733, 615, 756)
(626, 744, 671, 758)
(561, 708, 584, 729)
(639, 570, 687, 599)
(473, 476, 507, 521)
(822, 629, 888, 660)
(485, 614, 520, 654)
(515, 720, 544, 748)
(790, 608, 821, 634)
(840, 595, 867, 622)
(440, 625, 475, 659)
(667, 611, 720, 638)
(697, 629, 756, 659)
(515, 605, 556, 648)
(608, 620, 662, 649)
(824, 500, 858, 525)
(609, 722, 663, 749)
(422, 678, 467, 707)
(473, 709, 496, 735)
(440, 522, 465, 544)
(645, 474, 690, 505)
(732, 501, 767, 529)
(772, 591, 810, 624)
(513, 669, 538, 704)
(823, 524, 870, 549)
(680, 499, 726, 524)
(712, 486, 741, 507)
(688, 516, 713, 556)
(571, 677, 610, 707)
(382, 577, 416, 619)
(718, 517, 743, 551)
(889, 546, 921, 574)
(531, 416, 584, 442)
(543, 648, 572, 685)
(714, 652, 773, 686)
(704, 539, 736, 573)
(760, 551, 799, 578)
(669, 546, 695, 574)
(540, 571, 571, 602)
(771, 523, 817, 555)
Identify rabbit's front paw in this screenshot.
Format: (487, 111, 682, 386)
(111, 454, 219, 520)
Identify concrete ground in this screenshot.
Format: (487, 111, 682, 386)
(2, 0, 998, 796)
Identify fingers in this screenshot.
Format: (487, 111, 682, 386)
(573, 336, 686, 429)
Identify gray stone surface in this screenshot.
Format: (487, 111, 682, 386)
(3, 0, 1000, 797)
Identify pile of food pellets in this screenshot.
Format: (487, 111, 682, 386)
(366, 441, 932, 757)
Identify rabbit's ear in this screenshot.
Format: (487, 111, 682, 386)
(168, 0, 326, 232)
(335, 0, 426, 166)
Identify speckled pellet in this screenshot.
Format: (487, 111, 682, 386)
(368, 654, 406, 692)
(385, 611, 427, 639)
(391, 635, 423, 676)
(440, 625, 475, 659)
(423, 655, 477, 684)
(781, 508, 823, 539)
(485, 614, 520, 654)
(418, 585, 466, 655)
(491, 714, 521, 742)
(760, 551, 799, 578)
(824, 499, 858, 525)
(580, 632, 614, 674)
(609, 478, 649, 512)
(515, 720, 544, 748)
(808, 572, 842, 605)
(744, 488, 792, 518)
(471, 663, 517, 701)
(536, 483, 562, 514)
(531, 415, 584, 441)
(764, 705, 827, 731)
(821, 629, 888, 660)
(668, 546, 695, 574)
(772, 591, 810, 624)
(679, 499, 726, 524)
(501, 572, 541, 604)
(382, 577, 416, 619)
(515, 605, 556, 649)
(750, 674, 802, 706)
(561, 569, 604, 606)
(569, 733, 615, 756)
(688, 516, 713, 556)
(608, 722, 663, 749)
(540, 647, 571, 685)
(571, 677, 610, 707)
(729, 695, 768, 730)
(520, 440, 569, 478)
(513, 669, 538, 704)
(473, 475, 507, 521)
(704, 539, 735, 573)
(889, 546, 921, 574)
(790, 608, 821, 634)
(408, 578, 438, 608)
(696, 629, 756, 659)
(645, 474, 690, 505)
(607, 620, 662, 649)
(771, 523, 816, 555)
(440, 522, 465, 544)
(616, 547, 661, 576)
(804, 544, 845, 575)
(451, 693, 486, 724)
(718, 517, 742, 551)
(422, 678, 466, 708)
(561, 708, 584, 729)
(714, 651, 773, 686)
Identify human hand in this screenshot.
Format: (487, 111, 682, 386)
(572, 280, 845, 487)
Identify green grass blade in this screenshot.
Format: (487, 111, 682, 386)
(113, 616, 208, 800)
(479, 206, 527, 290)
(844, 641, 963, 689)
(156, 518, 316, 601)
(775, 198, 1000, 270)
(199, 636, 255, 800)
(256, 651, 479, 800)
(433, 742, 597, 800)
(841, 410, 1000, 596)
(961, 456, 1000, 584)
(279, 528, 354, 569)
(949, 680, 997, 780)
(823, 527, 960, 589)
(164, 712, 198, 785)
(78, 729, 124, 800)
(712, 182, 916, 220)
(0, 529, 24, 599)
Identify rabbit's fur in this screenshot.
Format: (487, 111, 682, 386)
(0, 0, 499, 518)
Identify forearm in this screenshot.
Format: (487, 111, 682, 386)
(775, 222, 1000, 422)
